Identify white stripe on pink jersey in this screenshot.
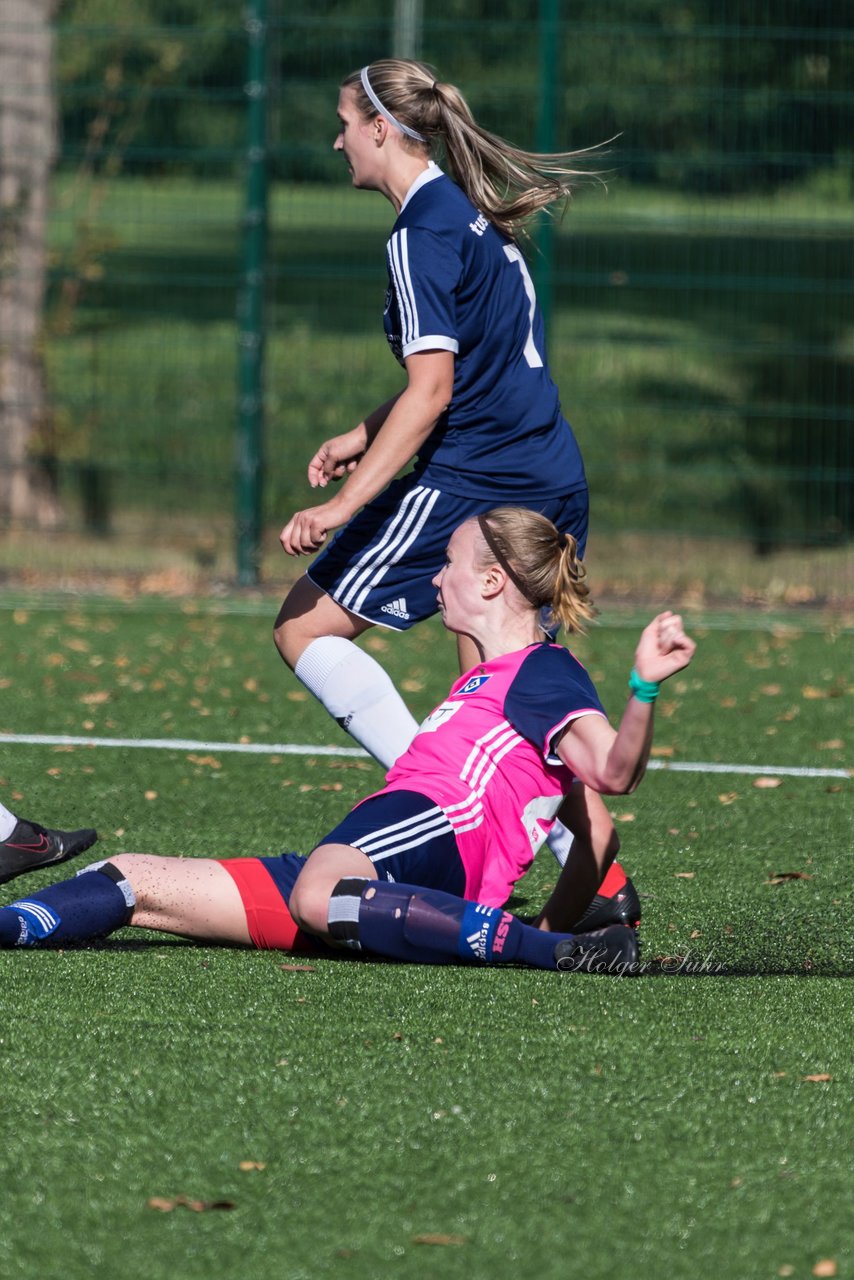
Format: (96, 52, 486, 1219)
(445, 722, 524, 833)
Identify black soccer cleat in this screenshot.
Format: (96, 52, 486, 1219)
(554, 923, 640, 974)
(570, 876, 642, 933)
(0, 819, 98, 886)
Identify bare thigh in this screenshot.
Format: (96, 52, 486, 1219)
(273, 574, 373, 669)
(286, 843, 376, 940)
(110, 854, 252, 945)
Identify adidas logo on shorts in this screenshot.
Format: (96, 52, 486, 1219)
(380, 597, 410, 620)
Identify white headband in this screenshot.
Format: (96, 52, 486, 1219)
(360, 66, 427, 143)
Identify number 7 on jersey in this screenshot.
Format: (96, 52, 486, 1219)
(503, 244, 545, 369)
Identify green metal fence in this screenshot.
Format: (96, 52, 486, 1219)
(1, 2, 852, 589)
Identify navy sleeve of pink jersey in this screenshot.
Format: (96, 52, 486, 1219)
(387, 227, 463, 354)
(503, 645, 606, 759)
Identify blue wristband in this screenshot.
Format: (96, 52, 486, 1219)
(629, 668, 661, 703)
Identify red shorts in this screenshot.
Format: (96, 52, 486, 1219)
(219, 858, 318, 953)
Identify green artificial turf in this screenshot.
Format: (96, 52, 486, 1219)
(0, 601, 851, 1280)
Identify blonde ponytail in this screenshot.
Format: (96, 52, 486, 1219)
(343, 59, 602, 239)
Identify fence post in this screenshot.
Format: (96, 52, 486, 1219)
(393, 0, 423, 58)
(236, 0, 269, 585)
(533, 0, 559, 354)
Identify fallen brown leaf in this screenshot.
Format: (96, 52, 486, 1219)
(239, 1161, 266, 1172)
(650, 745, 674, 757)
(147, 1196, 236, 1212)
(718, 792, 738, 805)
(279, 964, 315, 972)
(186, 754, 221, 769)
(802, 1073, 833, 1083)
(615, 812, 635, 822)
(802, 686, 828, 700)
(753, 776, 782, 789)
(812, 1261, 837, 1277)
(674, 872, 695, 879)
(766, 871, 812, 884)
(411, 1234, 468, 1247)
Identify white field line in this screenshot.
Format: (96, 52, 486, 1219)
(0, 733, 848, 779)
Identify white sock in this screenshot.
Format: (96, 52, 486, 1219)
(546, 818, 574, 868)
(295, 636, 419, 771)
(0, 802, 18, 840)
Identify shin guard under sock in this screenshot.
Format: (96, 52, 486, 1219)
(328, 879, 573, 971)
(0, 861, 135, 947)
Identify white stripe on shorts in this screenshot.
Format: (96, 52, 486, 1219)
(356, 807, 453, 864)
(335, 485, 441, 615)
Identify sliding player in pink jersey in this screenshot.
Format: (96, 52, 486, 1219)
(0, 509, 695, 972)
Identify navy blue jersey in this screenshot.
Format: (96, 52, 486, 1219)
(383, 165, 587, 500)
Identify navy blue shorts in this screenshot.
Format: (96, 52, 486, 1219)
(307, 474, 589, 631)
(257, 790, 466, 902)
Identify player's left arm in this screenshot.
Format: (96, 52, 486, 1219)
(280, 349, 454, 556)
(556, 612, 696, 794)
(307, 392, 405, 489)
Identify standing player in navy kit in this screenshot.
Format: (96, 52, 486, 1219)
(274, 59, 636, 932)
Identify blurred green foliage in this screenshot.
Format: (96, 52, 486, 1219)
(57, 0, 854, 192)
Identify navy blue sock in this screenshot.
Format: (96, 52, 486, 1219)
(0, 862, 135, 948)
(327, 879, 573, 971)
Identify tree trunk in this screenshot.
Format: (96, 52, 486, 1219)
(0, 0, 62, 526)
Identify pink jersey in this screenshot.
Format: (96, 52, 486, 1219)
(382, 643, 607, 906)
